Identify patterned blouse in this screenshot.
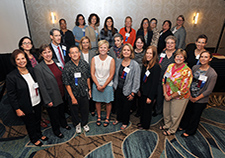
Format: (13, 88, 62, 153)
(162, 63, 193, 99)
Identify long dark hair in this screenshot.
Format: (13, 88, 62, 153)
(133, 35, 146, 50)
(75, 14, 86, 26)
(142, 46, 159, 69)
(138, 18, 150, 31)
(104, 16, 116, 36)
(18, 36, 35, 53)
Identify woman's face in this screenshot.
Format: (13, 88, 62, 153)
(176, 17, 184, 26)
(166, 39, 176, 51)
(195, 38, 207, 51)
(146, 48, 153, 61)
(135, 38, 144, 50)
(125, 18, 132, 28)
(78, 16, 84, 26)
(150, 20, 157, 29)
(99, 43, 109, 55)
(21, 38, 32, 51)
(143, 20, 149, 29)
(162, 22, 170, 31)
(82, 39, 90, 50)
(122, 45, 131, 58)
(15, 53, 27, 68)
(175, 54, 185, 65)
(106, 18, 113, 28)
(41, 47, 53, 62)
(91, 16, 97, 25)
(114, 37, 123, 48)
(200, 52, 212, 65)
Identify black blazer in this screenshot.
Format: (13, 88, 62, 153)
(136, 29, 153, 47)
(6, 67, 39, 114)
(49, 43, 70, 64)
(157, 30, 173, 54)
(140, 63, 161, 100)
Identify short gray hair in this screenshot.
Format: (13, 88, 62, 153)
(113, 33, 123, 41)
(165, 35, 176, 43)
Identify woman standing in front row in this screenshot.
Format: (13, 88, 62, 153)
(85, 13, 100, 50)
(91, 40, 115, 127)
(6, 49, 47, 146)
(180, 51, 217, 137)
(138, 46, 161, 130)
(113, 43, 140, 130)
(34, 45, 71, 138)
(160, 49, 192, 136)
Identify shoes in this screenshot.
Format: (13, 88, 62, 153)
(76, 123, 82, 134)
(96, 117, 101, 126)
(162, 130, 174, 136)
(40, 121, 47, 128)
(103, 118, 110, 127)
(34, 140, 43, 146)
(181, 133, 190, 138)
(120, 124, 127, 130)
(159, 126, 168, 130)
(65, 126, 71, 130)
(56, 133, 64, 138)
(40, 136, 49, 141)
(83, 124, 90, 132)
(137, 123, 142, 127)
(138, 126, 143, 129)
(113, 120, 119, 125)
(91, 112, 95, 116)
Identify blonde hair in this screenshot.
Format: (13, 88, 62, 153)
(174, 49, 187, 60)
(98, 40, 109, 48)
(79, 36, 92, 50)
(120, 43, 135, 59)
(142, 46, 159, 69)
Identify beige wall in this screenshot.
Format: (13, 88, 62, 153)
(25, 0, 225, 48)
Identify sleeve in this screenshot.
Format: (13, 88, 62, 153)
(177, 28, 186, 49)
(34, 66, 52, 105)
(6, 75, 20, 111)
(100, 29, 105, 40)
(131, 29, 136, 46)
(177, 68, 193, 95)
(151, 30, 159, 47)
(85, 27, 90, 39)
(162, 64, 172, 85)
(202, 71, 217, 97)
(136, 30, 141, 38)
(62, 65, 70, 85)
(132, 62, 141, 93)
(148, 65, 161, 100)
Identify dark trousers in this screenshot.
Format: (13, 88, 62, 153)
(21, 103, 42, 144)
(46, 103, 68, 136)
(180, 101, 207, 135)
(154, 83, 164, 114)
(115, 88, 132, 125)
(69, 96, 89, 127)
(134, 95, 142, 115)
(140, 95, 154, 129)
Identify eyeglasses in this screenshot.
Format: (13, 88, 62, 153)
(166, 42, 175, 44)
(151, 22, 156, 24)
(143, 22, 148, 24)
(177, 19, 183, 21)
(22, 42, 31, 45)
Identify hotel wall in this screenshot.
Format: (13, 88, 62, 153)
(25, 0, 225, 48)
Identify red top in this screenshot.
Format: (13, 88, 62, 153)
(119, 27, 136, 46)
(47, 63, 64, 97)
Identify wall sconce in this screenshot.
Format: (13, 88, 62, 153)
(193, 12, 199, 25)
(50, 12, 56, 24)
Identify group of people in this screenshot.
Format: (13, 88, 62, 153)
(6, 13, 218, 146)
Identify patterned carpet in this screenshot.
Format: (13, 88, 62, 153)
(1, 94, 225, 158)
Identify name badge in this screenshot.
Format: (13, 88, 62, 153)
(82, 29, 85, 32)
(145, 70, 150, 77)
(124, 67, 130, 73)
(160, 53, 166, 58)
(165, 72, 171, 78)
(196, 54, 200, 60)
(198, 75, 207, 82)
(56, 62, 62, 68)
(74, 72, 81, 78)
(125, 33, 130, 37)
(33, 82, 39, 89)
(62, 45, 66, 51)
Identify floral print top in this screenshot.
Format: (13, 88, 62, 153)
(162, 63, 193, 99)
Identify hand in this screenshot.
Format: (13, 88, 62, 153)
(190, 96, 198, 103)
(16, 109, 25, 117)
(48, 102, 53, 107)
(71, 97, 78, 105)
(127, 94, 134, 101)
(97, 85, 105, 92)
(88, 90, 92, 98)
(137, 91, 141, 97)
(146, 98, 151, 104)
(164, 94, 171, 101)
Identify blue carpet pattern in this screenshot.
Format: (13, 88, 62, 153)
(165, 138, 185, 158)
(85, 142, 114, 158)
(122, 130, 158, 158)
(201, 108, 225, 124)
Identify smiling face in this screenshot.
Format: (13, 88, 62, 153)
(135, 38, 144, 50)
(106, 18, 113, 28)
(81, 39, 90, 50)
(15, 53, 27, 68)
(176, 17, 184, 26)
(69, 47, 80, 62)
(150, 20, 157, 29)
(146, 48, 153, 61)
(195, 38, 207, 51)
(50, 30, 61, 45)
(122, 45, 131, 58)
(143, 19, 149, 29)
(166, 39, 176, 51)
(99, 43, 109, 55)
(175, 54, 185, 65)
(125, 18, 132, 28)
(91, 16, 97, 25)
(60, 20, 67, 30)
(78, 15, 84, 26)
(21, 38, 32, 51)
(163, 21, 170, 31)
(200, 52, 212, 65)
(114, 37, 123, 48)
(41, 47, 52, 63)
